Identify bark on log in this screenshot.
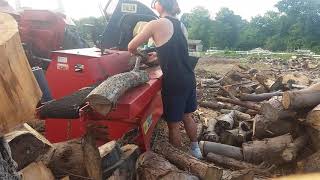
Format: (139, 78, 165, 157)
(39, 87, 95, 119)
(298, 150, 320, 173)
(220, 129, 249, 147)
(216, 97, 261, 112)
(199, 141, 244, 160)
(203, 118, 219, 142)
(41, 135, 102, 180)
(153, 140, 223, 180)
(86, 58, 149, 116)
(306, 126, 320, 150)
(282, 135, 308, 162)
(282, 83, 320, 110)
(5, 124, 52, 170)
(206, 153, 259, 170)
(239, 92, 283, 102)
(0, 137, 21, 180)
(21, 162, 54, 180)
(253, 115, 297, 139)
(306, 104, 320, 131)
(99, 141, 122, 170)
(0, 12, 42, 134)
(136, 152, 199, 180)
(261, 96, 297, 121)
(199, 101, 233, 110)
(242, 134, 293, 164)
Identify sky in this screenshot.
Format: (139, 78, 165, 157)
(7, 0, 280, 21)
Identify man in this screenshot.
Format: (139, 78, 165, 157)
(128, 0, 202, 158)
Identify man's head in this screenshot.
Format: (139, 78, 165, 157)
(151, 0, 181, 16)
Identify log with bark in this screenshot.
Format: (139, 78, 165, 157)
(4, 124, 53, 170)
(271, 73, 310, 91)
(199, 101, 233, 110)
(223, 170, 254, 180)
(253, 115, 297, 139)
(254, 73, 275, 92)
(306, 104, 320, 149)
(153, 140, 223, 179)
(136, 152, 199, 180)
(199, 141, 244, 160)
(242, 134, 293, 164)
(0, 12, 42, 134)
(86, 57, 149, 116)
(261, 96, 297, 122)
(39, 87, 95, 119)
(216, 97, 261, 112)
(281, 135, 308, 162)
(206, 153, 259, 170)
(220, 110, 252, 122)
(297, 149, 320, 173)
(282, 83, 320, 110)
(239, 92, 283, 102)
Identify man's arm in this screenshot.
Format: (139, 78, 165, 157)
(128, 21, 155, 54)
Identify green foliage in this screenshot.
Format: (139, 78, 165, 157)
(181, 0, 320, 54)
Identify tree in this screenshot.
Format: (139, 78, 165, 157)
(211, 8, 246, 50)
(181, 7, 214, 49)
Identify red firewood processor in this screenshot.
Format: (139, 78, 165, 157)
(34, 0, 197, 151)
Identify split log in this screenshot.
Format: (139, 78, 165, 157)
(275, 173, 320, 180)
(242, 134, 293, 164)
(0, 12, 42, 134)
(39, 87, 95, 119)
(103, 144, 140, 180)
(206, 153, 259, 170)
(282, 83, 320, 110)
(41, 135, 102, 180)
(216, 97, 261, 112)
(0, 137, 21, 180)
(253, 115, 297, 139)
(21, 162, 54, 180)
(199, 141, 243, 160)
(4, 124, 52, 170)
(86, 58, 149, 116)
(255, 73, 275, 92)
(261, 96, 297, 121)
(239, 92, 283, 102)
(153, 140, 223, 179)
(199, 101, 233, 110)
(202, 118, 219, 142)
(136, 152, 199, 180)
(271, 73, 310, 91)
(282, 135, 308, 162)
(216, 111, 236, 131)
(99, 141, 122, 170)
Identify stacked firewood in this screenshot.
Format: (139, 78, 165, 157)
(194, 63, 320, 177)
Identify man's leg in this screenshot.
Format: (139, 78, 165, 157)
(183, 113, 202, 159)
(167, 121, 182, 148)
(183, 113, 197, 142)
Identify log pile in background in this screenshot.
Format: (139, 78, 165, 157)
(195, 61, 320, 176)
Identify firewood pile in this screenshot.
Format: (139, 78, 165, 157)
(190, 57, 320, 179)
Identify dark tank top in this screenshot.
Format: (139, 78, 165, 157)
(156, 16, 196, 95)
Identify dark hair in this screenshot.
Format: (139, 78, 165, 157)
(151, 0, 181, 15)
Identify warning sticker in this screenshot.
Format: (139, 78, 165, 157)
(57, 56, 68, 63)
(57, 63, 69, 71)
(143, 114, 153, 135)
(121, 3, 137, 13)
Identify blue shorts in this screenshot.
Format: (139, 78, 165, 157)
(162, 87, 197, 122)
